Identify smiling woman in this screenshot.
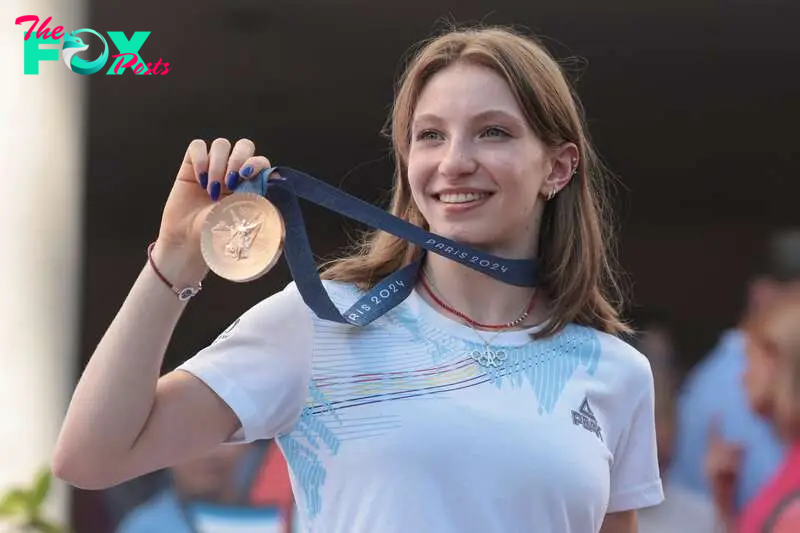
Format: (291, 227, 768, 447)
(323, 26, 627, 339)
(53, 23, 662, 533)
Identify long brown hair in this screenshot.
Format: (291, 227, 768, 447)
(744, 290, 800, 440)
(322, 24, 630, 338)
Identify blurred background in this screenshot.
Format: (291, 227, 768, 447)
(3, 0, 799, 531)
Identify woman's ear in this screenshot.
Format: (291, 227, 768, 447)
(541, 143, 580, 200)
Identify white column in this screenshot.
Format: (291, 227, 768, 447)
(0, 0, 86, 528)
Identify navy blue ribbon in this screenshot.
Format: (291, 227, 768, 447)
(232, 167, 540, 326)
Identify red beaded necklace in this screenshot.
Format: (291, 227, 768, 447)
(419, 274, 538, 330)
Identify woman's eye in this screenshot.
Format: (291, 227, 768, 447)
(482, 126, 509, 138)
(415, 130, 441, 141)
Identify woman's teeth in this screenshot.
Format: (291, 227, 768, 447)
(437, 192, 489, 204)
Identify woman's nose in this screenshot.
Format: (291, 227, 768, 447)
(438, 138, 478, 178)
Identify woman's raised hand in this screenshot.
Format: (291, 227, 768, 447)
(152, 138, 273, 280)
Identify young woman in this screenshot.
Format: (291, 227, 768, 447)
(53, 25, 663, 533)
(707, 289, 800, 532)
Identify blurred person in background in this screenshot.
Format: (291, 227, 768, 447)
(115, 442, 272, 533)
(627, 311, 718, 533)
(706, 287, 800, 532)
(249, 440, 298, 532)
(669, 229, 800, 510)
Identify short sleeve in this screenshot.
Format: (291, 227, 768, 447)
(607, 358, 665, 513)
(176, 282, 313, 443)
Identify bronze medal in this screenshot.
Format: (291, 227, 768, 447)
(200, 193, 285, 282)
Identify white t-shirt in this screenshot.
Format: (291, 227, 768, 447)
(178, 281, 664, 533)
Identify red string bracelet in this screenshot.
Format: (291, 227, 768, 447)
(146, 242, 203, 301)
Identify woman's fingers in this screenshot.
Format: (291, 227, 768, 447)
(237, 155, 272, 185)
(224, 138, 256, 192)
(179, 138, 273, 202)
(206, 138, 232, 201)
(181, 139, 210, 189)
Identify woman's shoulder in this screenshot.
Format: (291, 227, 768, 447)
(241, 279, 364, 325)
(584, 326, 655, 391)
(241, 279, 359, 310)
(319, 279, 365, 301)
(237, 281, 309, 321)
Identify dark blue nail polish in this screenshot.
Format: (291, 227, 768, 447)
(199, 172, 208, 189)
(241, 165, 253, 177)
(210, 181, 221, 201)
(227, 171, 240, 190)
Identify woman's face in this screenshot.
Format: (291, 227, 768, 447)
(406, 62, 573, 258)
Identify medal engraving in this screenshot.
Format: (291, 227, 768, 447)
(201, 193, 285, 282)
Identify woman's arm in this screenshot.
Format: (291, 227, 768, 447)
(52, 249, 241, 489)
(53, 139, 275, 489)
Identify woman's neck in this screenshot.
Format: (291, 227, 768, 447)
(419, 252, 548, 329)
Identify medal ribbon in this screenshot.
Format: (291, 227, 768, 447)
(233, 167, 540, 326)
